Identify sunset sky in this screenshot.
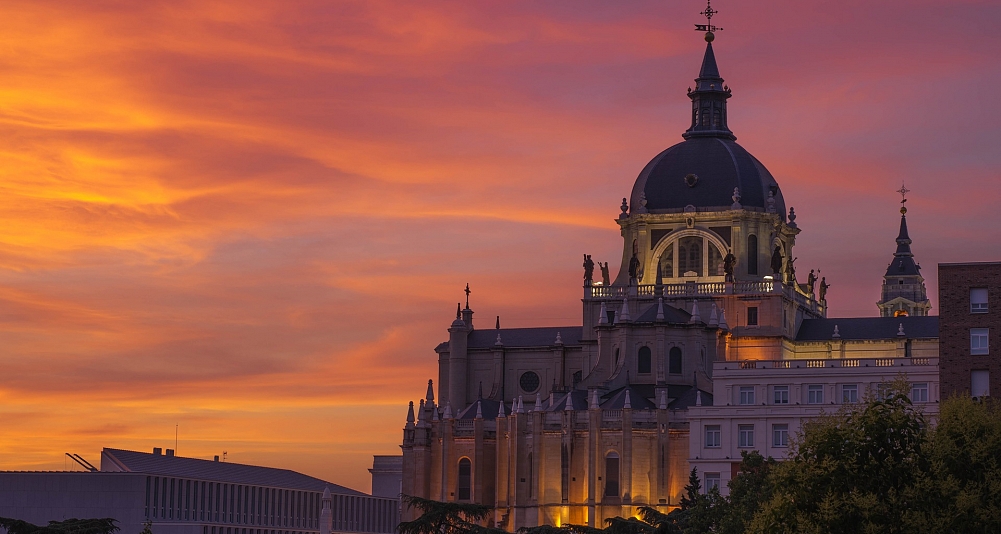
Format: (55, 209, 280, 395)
(1, 0, 999, 493)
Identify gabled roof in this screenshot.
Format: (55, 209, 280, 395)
(101, 448, 364, 495)
(633, 302, 692, 324)
(599, 386, 658, 410)
(795, 316, 938, 341)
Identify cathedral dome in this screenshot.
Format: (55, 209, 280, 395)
(630, 137, 785, 215)
(628, 40, 785, 217)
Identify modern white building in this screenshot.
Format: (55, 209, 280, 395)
(687, 316, 940, 494)
(0, 448, 398, 534)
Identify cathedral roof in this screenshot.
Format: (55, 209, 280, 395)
(629, 42, 785, 216)
(634, 301, 693, 323)
(600, 386, 657, 410)
(795, 316, 938, 341)
(465, 326, 583, 349)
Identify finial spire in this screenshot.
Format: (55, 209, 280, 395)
(684, 1, 734, 141)
(897, 183, 910, 214)
(695, 0, 723, 41)
(464, 283, 471, 309)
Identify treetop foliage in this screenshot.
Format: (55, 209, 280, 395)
(0, 518, 119, 534)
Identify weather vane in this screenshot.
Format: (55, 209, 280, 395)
(897, 183, 910, 214)
(695, 0, 723, 39)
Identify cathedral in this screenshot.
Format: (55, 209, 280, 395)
(400, 16, 937, 531)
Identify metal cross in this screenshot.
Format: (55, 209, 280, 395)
(695, 0, 723, 33)
(464, 283, 471, 308)
(897, 183, 910, 205)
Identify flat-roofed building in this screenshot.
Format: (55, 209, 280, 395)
(687, 316, 940, 494)
(939, 262, 1001, 398)
(0, 448, 398, 534)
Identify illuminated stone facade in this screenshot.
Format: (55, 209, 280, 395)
(400, 36, 832, 530)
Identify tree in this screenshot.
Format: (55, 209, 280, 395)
(919, 396, 1001, 532)
(717, 451, 774, 534)
(0, 518, 119, 534)
(747, 381, 929, 534)
(397, 495, 503, 534)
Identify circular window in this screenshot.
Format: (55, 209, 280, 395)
(519, 371, 540, 393)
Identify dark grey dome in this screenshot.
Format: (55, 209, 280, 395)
(630, 137, 785, 216)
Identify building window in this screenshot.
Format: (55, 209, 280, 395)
(972, 370, 990, 397)
(661, 245, 675, 279)
(842, 384, 858, 403)
(526, 453, 533, 498)
(520, 371, 541, 393)
(457, 459, 471, 501)
(604, 452, 620, 497)
(808, 385, 824, 404)
(739, 386, 755, 405)
(747, 235, 758, 275)
(738, 425, 754, 448)
(669, 347, 683, 374)
(910, 383, 929, 403)
(704, 472, 721, 492)
(773, 385, 789, 404)
(678, 237, 703, 277)
(971, 328, 989, 355)
(971, 288, 989, 313)
(637, 346, 652, 374)
(747, 307, 759, 326)
(705, 425, 721, 448)
(772, 424, 789, 447)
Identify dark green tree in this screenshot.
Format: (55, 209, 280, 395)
(397, 495, 503, 534)
(918, 396, 1001, 532)
(0, 518, 119, 534)
(717, 451, 774, 534)
(747, 381, 929, 534)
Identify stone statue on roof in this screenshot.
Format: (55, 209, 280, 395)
(583, 254, 594, 283)
(770, 244, 783, 276)
(723, 250, 736, 282)
(807, 269, 817, 297)
(819, 277, 830, 302)
(628, 254, 641, 283)
(600, 262, 610, 286)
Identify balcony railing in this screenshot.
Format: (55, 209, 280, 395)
(586, 280, 786, 299)
(717, 357, 938, 371)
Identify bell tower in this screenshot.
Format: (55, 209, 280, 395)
(877, 184, 931, 317)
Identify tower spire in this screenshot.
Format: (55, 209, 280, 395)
(684, 1, 734, 141)
(877, 184, 930, 317)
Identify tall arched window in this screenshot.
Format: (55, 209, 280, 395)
(527, 453, 533, 499)
(638, 346, 652, 374)
(747, 234, 759, 275)
(604, 452, 620, 497)
(457, 459, 471, 501)
(669, 347, 682, 375)
(679, 237, 702, 276)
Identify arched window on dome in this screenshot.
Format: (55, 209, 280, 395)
(669, 347, 682, 375)
(638, 346, 652, 374)
(708, 244, 724, 276)
(679, 237, 702, 276)
(661, 245, 674, 279)
(701, 107, 710, 129)
(747, 235, 759, 275)
(713, 108, 721, 128)
(692, 103, 699, 126)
